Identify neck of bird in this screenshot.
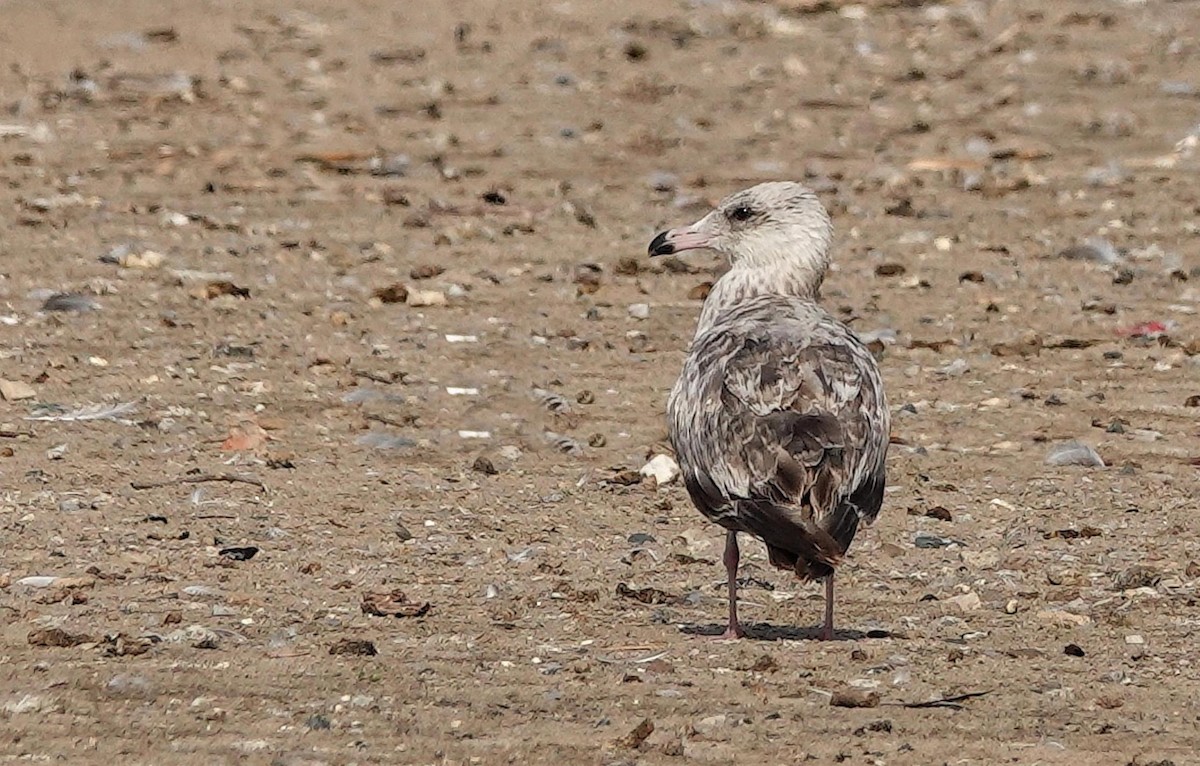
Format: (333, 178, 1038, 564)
(695, 253, 827, 336)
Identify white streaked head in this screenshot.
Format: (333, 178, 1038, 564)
(648, 182, 833, 280)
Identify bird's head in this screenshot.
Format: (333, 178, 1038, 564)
(648, 182, 833, 277)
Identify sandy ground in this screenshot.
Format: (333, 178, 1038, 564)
(2, 0, 1200, 764)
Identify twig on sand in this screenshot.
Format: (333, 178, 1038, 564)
(130, 473, 266, 491)
(886, 690, 993, 710)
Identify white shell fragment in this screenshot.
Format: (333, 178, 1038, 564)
(15, 576, 61, 588)
(640, 454, 680, 486)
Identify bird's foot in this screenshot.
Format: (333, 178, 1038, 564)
(718, 622, 747, 640)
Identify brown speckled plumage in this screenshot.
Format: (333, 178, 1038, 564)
(650, 181, 890, 639)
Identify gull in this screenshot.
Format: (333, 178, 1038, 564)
(649, 181, 890, 640)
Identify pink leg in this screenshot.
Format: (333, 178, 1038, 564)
(819, 574, 835, 641)
(721, 531, 746, 639)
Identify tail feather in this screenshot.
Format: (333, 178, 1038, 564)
(739, 499, 850, 582)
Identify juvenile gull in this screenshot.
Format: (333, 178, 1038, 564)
(649, 182, 890, 640)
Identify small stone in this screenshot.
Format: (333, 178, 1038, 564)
(924, 506, 953, 522)
(27, 627, 93, 647)
(1045, 441, 1105, 467)
(218, 546, 259, 561)
(613, 256, 640, 276)
(406, 289, 446, 307)
(104, 673, 154, 698)
(830, 688, 880, 708)
(43, 293, 99, 312)
(409, 264, 446, 280)
(372, 283, 409, 303)
(471, 456, 498, 475)
(329, 638, 378, 656)
(627, 303, 650, 320)
(694, 713, 730, 734)
(1036, 609, 1092, 627)
(0, 380, 36, 401)
(914, 532, 958, 548)
(947, 591, 982, 612)
(960, 550, 999, 569)
(616, 717, 654, 749)
(3, 694, 48, 715)
(1058, 238, 1119, 264)
(1063, 644, 1086, 657)
(1113, 565, 1161, 590)
(121, 250, 166, 269)
(1124, 634, 1145, 645)
(1004, 599, 1019, 614)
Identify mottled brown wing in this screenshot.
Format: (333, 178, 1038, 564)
(669, 311, 889, 579)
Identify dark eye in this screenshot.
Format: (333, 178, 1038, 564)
(728, 205, 754, 223)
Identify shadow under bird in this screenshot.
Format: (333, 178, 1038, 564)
(649, 181, 890, 640)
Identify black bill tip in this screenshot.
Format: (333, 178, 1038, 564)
(648, 230, 674, 257)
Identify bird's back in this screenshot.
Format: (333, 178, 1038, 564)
(667, 295, 889, 580)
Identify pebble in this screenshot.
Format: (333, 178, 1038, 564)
(937, 359, 970, 377)
(1058, 237, 1119, 264)
(914, 532, 958, 548)
(627, 303, 650, 320)
(1124, 634, 1145, 645)
(946, 591, 982, 612)
(0, 379, 37, 401)
(960, 550, 999, 569)
(1036, 609, 1093, 627)
(694, 713, 744, 734)
(3, 694, 48, 714)
(121, 250, 166, 269)
(181, 585, 223, 598)
(105, 673, 155, 698)
(407, 289, 447, 307)
(42, 293, 99, 312)
(990, 440, 1022, 453)
(1045, 441, 1105, 467)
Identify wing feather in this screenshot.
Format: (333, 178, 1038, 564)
(669, 298, 889, 580)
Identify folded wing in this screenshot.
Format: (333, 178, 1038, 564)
(668, 302, 889, 581)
